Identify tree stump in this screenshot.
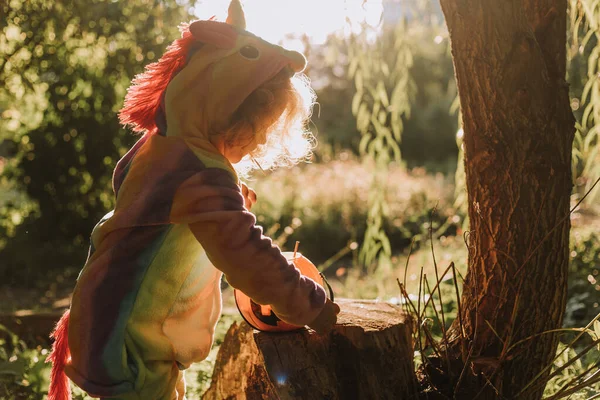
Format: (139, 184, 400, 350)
(203, 299, 417, 400)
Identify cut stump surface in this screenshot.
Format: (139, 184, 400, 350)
(203, 299, 416, 400)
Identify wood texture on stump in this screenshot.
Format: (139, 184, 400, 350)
(203, 299, 417, 400)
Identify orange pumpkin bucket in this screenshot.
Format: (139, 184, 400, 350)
(234, 251, 334, 332)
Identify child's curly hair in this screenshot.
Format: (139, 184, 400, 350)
(219, 69, 317, 176)
(119, 22, 316, 177)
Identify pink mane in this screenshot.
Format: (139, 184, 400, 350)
(118, 23, 198, 134)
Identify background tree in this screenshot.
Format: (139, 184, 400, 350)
(0, 0, 195, 284)
(438, 0, 575, 398)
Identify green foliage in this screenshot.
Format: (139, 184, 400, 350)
(0, 0, 195, 284)
(305, 35, 362, 154)
(250, 159, 461, 265)
(569, 0, 600, 204)
(348, 20, 415, 269)
(309, 23, 458, 169)
(542, 339, 600, 398)
(565, 229, 600, 328)
(399, 26, 458, 173)
(0, 314, 241, 400)
(0, 325, 49, 400)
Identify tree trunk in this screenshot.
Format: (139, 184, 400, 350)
(203, 299, 417, 400)
(438, 0, 575, 398)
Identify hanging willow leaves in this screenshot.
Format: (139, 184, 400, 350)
(569, 0, 600, 204)
(348, 19, 414, 269)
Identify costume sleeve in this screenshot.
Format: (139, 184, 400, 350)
(169, 167, 327, 327)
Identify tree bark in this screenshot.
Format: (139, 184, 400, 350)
(203, 299, 417, 400)
(438, 0, 574, 398)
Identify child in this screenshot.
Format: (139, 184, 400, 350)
(47, 1, 339, 399)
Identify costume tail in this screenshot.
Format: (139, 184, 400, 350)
(46, 309, 72, 400)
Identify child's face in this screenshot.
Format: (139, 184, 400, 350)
(222, 143, 250, 164)
(213, 130, 266, 164)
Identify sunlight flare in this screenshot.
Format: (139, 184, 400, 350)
(194, 0, 384, 44)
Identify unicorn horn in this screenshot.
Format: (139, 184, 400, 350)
(226, 0, 246, 30)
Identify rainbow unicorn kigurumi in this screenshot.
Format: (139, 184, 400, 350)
(47, 1, 339, 399)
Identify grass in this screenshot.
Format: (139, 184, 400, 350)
(0, 314, 242, 400)
(327, 234, 467, 301)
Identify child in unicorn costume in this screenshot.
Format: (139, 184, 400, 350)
(47, 1, 339, 399)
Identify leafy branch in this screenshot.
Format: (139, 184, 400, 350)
(348, 20, 415, 270)
(570, 0, 600, 204)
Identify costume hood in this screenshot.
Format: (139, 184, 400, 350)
(119, 0, 307, 138)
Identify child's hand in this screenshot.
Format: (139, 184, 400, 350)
(307, 299, 340, 335)
(240, 183, 257, 210)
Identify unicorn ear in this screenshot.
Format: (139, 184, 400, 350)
(189, 20, 237, 49)
(226, 0, 246, 30)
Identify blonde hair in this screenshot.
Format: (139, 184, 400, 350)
(212, 69, 316, 176)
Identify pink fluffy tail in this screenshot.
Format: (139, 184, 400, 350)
(46, 309, 72, 400)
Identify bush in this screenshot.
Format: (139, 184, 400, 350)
(250, 158, 463, 265)
(0, 0, 194, 285)
(565, 229, 600, 327)
(543, 341, 600, 399)
(0, 325, 49, 400)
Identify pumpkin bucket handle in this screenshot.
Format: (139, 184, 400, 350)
(319, 272, 335, 303)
